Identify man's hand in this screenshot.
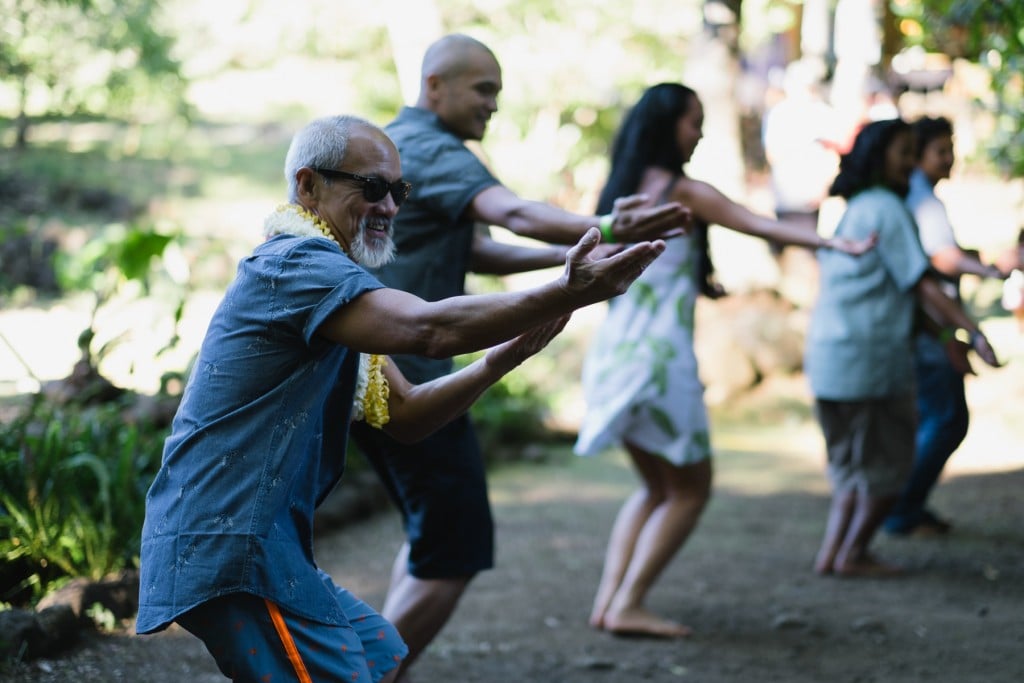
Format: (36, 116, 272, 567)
(561, 227, 665, 303)
(969, 331, 1001, 369)
(609, 194, 691, 242)
(485, 315, 571, 374)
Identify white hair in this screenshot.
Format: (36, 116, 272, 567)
(283, 114, 377, 202)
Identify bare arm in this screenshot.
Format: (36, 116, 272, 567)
(469, 229, 569, 275)
(468, 184, 689, 245)
(916, 274, 1000, 367)
(317, 228, 665, 358)
(930, 245, 1006, 280)
(469, 229, 624, 275)
(380, 316, 570, 443)
(677, 178, 875, 255)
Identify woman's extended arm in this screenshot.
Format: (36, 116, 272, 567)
(674, 177, 876, 255)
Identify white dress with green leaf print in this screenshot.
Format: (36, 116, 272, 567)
(575, 232, 712, 466)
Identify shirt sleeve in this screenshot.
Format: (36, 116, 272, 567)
(913, 195, 958, 255)
(262, 238, 386, 346)
(873, 194, 931, 291)
(840, 190, 930, 293)
(406, 137, 501, 223)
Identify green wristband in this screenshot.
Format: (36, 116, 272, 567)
(598, 213, 616, 243)
(937, 328, 954, 344)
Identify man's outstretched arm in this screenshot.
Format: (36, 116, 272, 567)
(317, 228, 665, 359)
(467, 184, 689, 245)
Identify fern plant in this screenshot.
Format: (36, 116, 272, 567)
(0, 398, 166, 602)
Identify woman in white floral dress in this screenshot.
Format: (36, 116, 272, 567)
(577, 83, 875, 638)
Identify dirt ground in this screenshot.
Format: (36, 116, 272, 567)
(3, 352, 1023, 683)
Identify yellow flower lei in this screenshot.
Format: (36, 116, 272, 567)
(355, 353, 391, 429)
(264, 203, 390, 428)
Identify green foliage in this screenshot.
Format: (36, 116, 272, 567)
(56, 223, 176, 296)
(52, 219, 185, 376)
(467, 372, 555, 459)
(0, 0, 190, 146)
(432, 0, 704, 208)
(85, 602, 118, 631)
(894, 0, 1024, 176)
(454, 329, 585, 461)
(0, 398, 168, 600)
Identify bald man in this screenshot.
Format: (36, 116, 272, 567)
(348, 34, 688, 678)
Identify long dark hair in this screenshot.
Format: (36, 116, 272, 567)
(829, 118, 911, 199)
(598, 83, 694, 213)
(599, 83, 717, 295)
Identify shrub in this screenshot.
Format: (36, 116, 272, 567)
(0, 397, 167, 603)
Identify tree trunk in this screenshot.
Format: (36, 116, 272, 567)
(688, 0, 781, 293)
(830, 0, 882, 127)
(384, 0, 443, 106)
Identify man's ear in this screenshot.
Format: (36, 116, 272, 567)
(296, 167, 318, 200)
(423, 74, 443, 103)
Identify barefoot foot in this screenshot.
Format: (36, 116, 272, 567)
(834, 554, 906, 578)
(813, 557, 834, 576)
(602, 606, 693, 639)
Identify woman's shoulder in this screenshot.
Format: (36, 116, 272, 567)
(665, 174, 713, 202)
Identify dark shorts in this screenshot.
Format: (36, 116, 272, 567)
(350, 413, 493, 578)
(814, 395, 916, 497)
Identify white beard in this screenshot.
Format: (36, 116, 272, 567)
(351, 217, 396, 269)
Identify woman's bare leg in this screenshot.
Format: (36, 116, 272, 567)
(589, 488, 660, 629)
(815, 490, 856, 575)
(597, 443, 712, 638)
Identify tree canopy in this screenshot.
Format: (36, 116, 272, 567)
(0, 0, 188, 147)
(893, 0, 1024, 176)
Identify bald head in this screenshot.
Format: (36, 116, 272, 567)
(416, 34, 502, 140)
(420, 34, 497, 85)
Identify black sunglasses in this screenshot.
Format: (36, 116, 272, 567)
(312, 168, 412, 206)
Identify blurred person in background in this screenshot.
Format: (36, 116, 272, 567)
(761, 59, 842, 256)
(884, 115, 1012, 536)
(805, 119, 999, 578)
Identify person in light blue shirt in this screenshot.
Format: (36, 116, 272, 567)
(805, 119, 999, 578)
(136, 114, 666, 683)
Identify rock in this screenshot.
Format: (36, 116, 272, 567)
(573, 655, 617, 671)
(313, 470, 390, 533)
(771, 612, 811, 630)
(850, 616, 886, 634)
(0, 605, 78, 661)
(695, 289, 807, 403)
(36, 570, 139, 621)
(0, 608, 45, 660)
(33, 606, 80, 656)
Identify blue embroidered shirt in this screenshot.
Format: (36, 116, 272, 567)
(137, 235, 384, 634)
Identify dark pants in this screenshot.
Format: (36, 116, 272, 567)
(885, 333, 969, 533)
